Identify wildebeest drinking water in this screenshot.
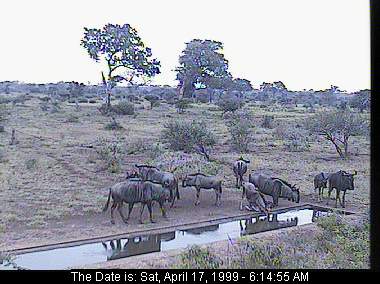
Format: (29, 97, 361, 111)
(182, 173, 222, 206)
(313, 172, 330, 201)
(103, 180, 171, 224)
(135, 164, 180, 207)
(233, 157, 250, 189)
(326, 170, 357, 208)
(241, 181, 269, 213)
(249, 173, 300, 207)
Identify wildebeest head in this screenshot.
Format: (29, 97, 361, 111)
(238, 156, 250, 164)
(341, 170, 357, 190)
(277, 179, 300, 203)
(182, 174, 196, 187)
(135, 164, 159, 180)
(125, 170, 139, 179)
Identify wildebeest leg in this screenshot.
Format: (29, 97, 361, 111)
(235, 176, 239, 188)
(342, 191, 346, 208)
(127, 203, 135, 221)
(147, 202, 155, 223)
(195, 187, 201, 206)
(110, 201, 118, 224)
(117, 202, 128, 224)
(139, 203, 146, 224)
(335, 189, 339, 208)
(101, 242, 107, 250)
(272, 195, 279, 207)
(159, 201, 167, 218)
(326, 187, 333, 205)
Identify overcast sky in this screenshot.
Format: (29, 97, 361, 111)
(0, 0, 370, 91)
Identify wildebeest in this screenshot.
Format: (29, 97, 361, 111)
(326, 170, 357, 208)
(233, 157, 250, 189)
(135, 164, 180, 207)
(249, 173, 300, 207)
(241, 181, 269, 213)
(313, 172, 329, 201)
(182, 173, 222, 206)
(103, 180, 171, 224)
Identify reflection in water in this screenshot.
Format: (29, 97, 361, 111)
(102, 235, 161, 260)
(239, 213, 298, 236)
(184, 224, 220, 235)
(3, 208, 334, 270)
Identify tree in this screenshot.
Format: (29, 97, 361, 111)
(349, 89, 371, 113)
(306, 110, 368, 158)
(144, 94, 160, 109)
(176, 39, 231, 98)
(81, 23, 160, 107)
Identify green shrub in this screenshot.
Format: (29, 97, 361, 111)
(176, 246, 222, 269)
(161, 120, 216, 159)
(225, 111, 254, 153)
(113, 100, 135, 115)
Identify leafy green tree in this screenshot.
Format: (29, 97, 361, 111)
(176, 39, 231, 98)
(81, 23, 160, 107)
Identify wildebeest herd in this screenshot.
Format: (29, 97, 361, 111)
(103, 157, 357, 224)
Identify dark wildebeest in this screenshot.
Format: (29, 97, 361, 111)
(103, 180, 171, 224)
(241, 181, 269, 213)
(135, 164, 180, 207)
(313, 172, 329, 202)
(233, 157, 250, 189)
(249, 173, 300, 207)
(182, 173, 222, 206)
(326, 170, 357, 208)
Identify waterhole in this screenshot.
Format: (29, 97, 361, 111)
(1, 205, 351, 270)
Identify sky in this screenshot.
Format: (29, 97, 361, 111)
(0, 0, 370, 91)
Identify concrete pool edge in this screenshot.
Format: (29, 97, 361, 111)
(3, 203, 358, 255)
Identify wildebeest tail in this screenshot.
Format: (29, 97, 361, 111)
(103, 188, 111, 212)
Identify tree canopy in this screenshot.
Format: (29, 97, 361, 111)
(81, 23, 160, 105)
(176, 39, 232, 97)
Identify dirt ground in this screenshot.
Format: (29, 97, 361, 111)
(0, 94, 370, 252)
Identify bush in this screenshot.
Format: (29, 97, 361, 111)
(144, 94, 161, 109)
(175, 98, 192, 113)
(262, 115, 274, 129)
(152, 151, 221, 178)
(225, 111, 254, 153)
(161, 120, 216, 160)
(104, 117, 123, 130)
(65, 114, 79, 123)
(98, 101, 135, 116)
(113, 100, 135, 115)
(216, 95, 244, 114)
(176, 246, 222, 269)
(274, 123, 310, 152)
(95, 136, 124, 173)
(25, 158, 38, 170)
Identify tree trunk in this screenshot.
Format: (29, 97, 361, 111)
(343, 136, 349, 158)
(328, 137, 344, 158)
(107, 93, 111, 108)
